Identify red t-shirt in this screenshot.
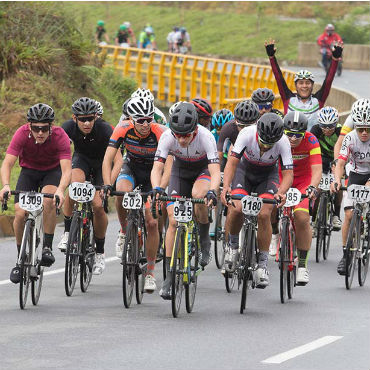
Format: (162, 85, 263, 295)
(6, 124, 71, 171)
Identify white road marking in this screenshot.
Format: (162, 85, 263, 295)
(261, 336, 343, 364)
(0, 256, 119, 286)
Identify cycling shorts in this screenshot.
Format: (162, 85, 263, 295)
(231, 165, 278, 199)
(72, 152, 103, 186)
(322, 156, 333, 174)
(15, 166, 61, 203)
(117, 160, 152, 193)
(343, 171, 370, 210)
(292, 177, 311, 213)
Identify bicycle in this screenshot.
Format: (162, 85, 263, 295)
(227, 193, 276, 314)
(314, 173, 335, 263)
(214, 202, 226, 269)
(154, 195, 209, 318)
(2, 190, 59, 309)
(64, 182, 97, 297)
(343, 184, 370, 289)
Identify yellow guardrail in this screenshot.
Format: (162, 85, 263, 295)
(99, 45, 296, 111)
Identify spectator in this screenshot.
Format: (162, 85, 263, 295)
(167, 26, 179, 52)
(174, 27, 191, 53)
(138, 26, 157, 50)
(115, 24, 130, 46)
(122, 21, 136, 46)
(95, 20, 109, 44)
(317, 24, 343, 71)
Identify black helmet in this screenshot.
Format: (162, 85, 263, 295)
(283, 111, 308, 132)
(170, 102, 198, 134)
(251, 88, 275, 104)
(190, 98, 213, 117)
(27, 103, 55, 123)
(257, 113, 284, 144)
(72, 97, 97, 115)
(234, 100, 260, 124)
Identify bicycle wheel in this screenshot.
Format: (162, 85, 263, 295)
(315, 196, 327, 263)
(287, 226, 296, 300)
(358, 220, 370, 286)
(185, 228, 199, 313)
(19, 220, 32, 309)
(240, 227, 253, 314)
(64, 214, 80, 297)
(214, 204, 225, 269)
(80, 217, 94, 293)
(225, 270, 237, 293)
(345, 213, 360, 290)
(136, 218, 146, 304)
(279, 219, 289, 304)
(31, 218, 44, 306)
(323, 196, 333, 260)
(122, 219, 136, 308)
(171, 227, 185, 318)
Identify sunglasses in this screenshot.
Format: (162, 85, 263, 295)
(258, 137, 274, 148)
(284, 130, 305, 139)
(77, 115, 95, 123)
(320, 124, 336, 130)
(173, 132, 193, 138)
(30, 124, 50, 133)
(134, 117, 152, 125)
(356, 127, 370, 133)
(258, 103, 272, 110)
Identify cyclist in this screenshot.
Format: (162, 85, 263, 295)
(167, 26, 179, 52)
(0, 103, 72, 283)
(211, 108, 234, 144)
(58, 98, 120, 275)
(151, 102, 221, 299)
(174, 27, 191, 53)
(251, 87, 283, 118)
(331, 101, 370, 275)
(138, 26, 157, 50)
(102, 96, 167, 293)
(265, 39, 343, 131)
(317, 24, 343, 71)
(115, 24, 130, 47)
(95, 101, 104, 119)
(310, 106, 342, 230)
(190, 97, 213, 129)
(271, 111, 322, 285)
(122, 21, 136, 46)
(221, 113, 293, 288)
(95, 20, 109, 44)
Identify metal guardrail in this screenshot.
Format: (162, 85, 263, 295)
(99, 45, 296, 111)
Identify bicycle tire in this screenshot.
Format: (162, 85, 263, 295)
(345, 213, 360, 290)
(80, 217, 94, 293)
(171, 227, 185, 318)
(287, 225, 296, 300)
(315, 195, 327, 263)
(323, 196, 333, 260)
(279, 219, 289, 304)
(358, 219, 370, 286)
(122, 219, 136, 308)
(225, 271, 237, 293)
(31, 219, 44, 306)
(214, 204, 225, 269)
(136, 215, 146, 304)
(19, 220, 32, 309)
(240, 226, 254, 314)
(185, 227, 199, 313)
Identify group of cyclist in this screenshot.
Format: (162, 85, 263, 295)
(2, 37, 370, 302)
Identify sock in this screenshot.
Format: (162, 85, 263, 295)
(147, 257, 155, 276)
(43, 233, 54, 250)
(64, 216, 72, 233)
(95, 237, 105, 254)
(258, 251, 269, 268)
(229, 233, 239, 249)
(298, 250, 309, 268)
(199, 222, 210, 249)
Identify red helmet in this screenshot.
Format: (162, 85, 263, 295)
(190, 98, 213, 117)
(325, 24, 335, 32)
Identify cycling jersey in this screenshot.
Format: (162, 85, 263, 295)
(338, 130, 370, 174)
(6, 125, 71, 171)
(96, 27, 107, 42)
(231, 125, 293, 172)
(269, 56, 338, 131)
(339, 115, 354, 136)
(317, 32, 343, 48)
(116, 30, 129, 44)
(139, 32, 155, 48)
(62, 118, 113, 161)
(217, 120, 239, 154)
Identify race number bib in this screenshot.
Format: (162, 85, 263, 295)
(173, 200, 193, 222)
(122, 192, 143, 209)
(241, 195, 262, 216)
(69, 182, 95, 202)
(319, 173, 334, 191)
(19, 193, 43, 212)
(284, 188, 301, 207)
(347, 184, 370, 203)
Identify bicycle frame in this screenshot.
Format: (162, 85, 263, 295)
(276, 206, 296, 269)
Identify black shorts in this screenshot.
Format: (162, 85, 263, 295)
(322, 156, 333, 174)
(116, 160, 152, 193)
(15, 166, 61, 203)
(72, 152, 103, 186)
(231, 165, 279, 198)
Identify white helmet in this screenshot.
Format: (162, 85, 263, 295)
(317, 106, 339, 126)
(294, 70, 315, 83)
(169, 101, 186, 117)
(351, 99, 370, 127)
(131, 88, 154, 102)
(95, 101, 104, 116)
(123, 21, 131, 28)
(126, 96, 154, 119)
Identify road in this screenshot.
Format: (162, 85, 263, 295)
(0, 216, 369, 370)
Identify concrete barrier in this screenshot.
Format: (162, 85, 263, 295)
(298, 42, 370, 70)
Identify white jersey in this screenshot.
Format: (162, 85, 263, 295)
(231, 125, 293, 172)
(339, 130, 370, 174)
(340, 114, 354, 135)
(154, 124, 219, 169)
(288, 96, 320, 132)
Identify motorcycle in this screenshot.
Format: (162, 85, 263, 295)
(319, 43, 343, 77)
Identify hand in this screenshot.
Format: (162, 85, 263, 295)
(330, 181, 340, 193)
(0, 185, 10, 202)
(274, 192, 286, 208)
(221, 186, 231, 206)
(205, 190, 217, 208)
(332, 42, 343, 59)
(54, 187, 65, 208)
(151, 187, 166, 201)
(264, 38, 276, 57)
(306, 185, 319, 200)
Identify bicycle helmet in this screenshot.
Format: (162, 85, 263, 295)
(283, 111, 308, 132)
(170, 102, 198, 134)
(145, 26, 153, 34)
(131, 88, 154, 102)
(27, 103, 55, 123)
(126, 96, 154, 119)
(351, 99, 370, 127)
(169, 101, 186, 117)
(123, 21, 131, 28)
(294, 70, 315, 83)
(190, 98, 213, 117)
(317, 106, 339, 126)
(95, 101, 104, 116)
(180, 27, 187, 33)
(97, 20, 105, 27)
(234, 100, 260, 125)
(211, 109, 234, 130)
(119, 24, 127, 31)
(257, 113, 284, 144)
(72, 97, 97, 115)
(325, 24, 335, 32)
(251, 88, 275, 104)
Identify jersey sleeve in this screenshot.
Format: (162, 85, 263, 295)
(338, 133, 352, 161)
(307, 133, 322, 166)
(57, 129, 72, 160)
(340, 115, 353, 136)
(154, 130, 173, 163)
(230, 127, 247, 159)
(6, 127, 26, 157)
(108, 122, 131, 149)
(203, 132, 219, 164)
(278, 136, 294, 170)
